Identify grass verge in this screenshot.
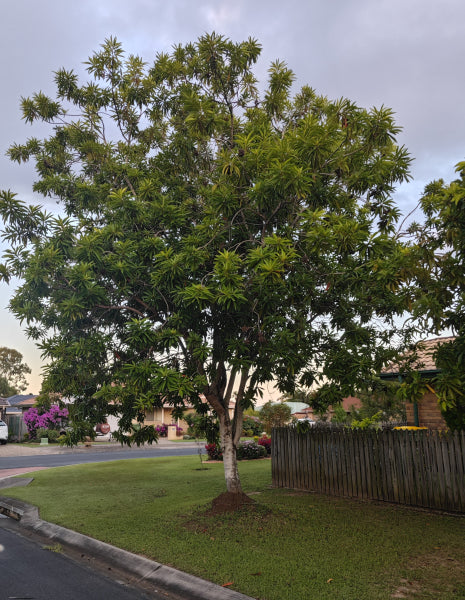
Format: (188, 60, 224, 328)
(3, 456, 465, 600)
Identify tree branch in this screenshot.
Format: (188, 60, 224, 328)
(96, 304, 145, 317)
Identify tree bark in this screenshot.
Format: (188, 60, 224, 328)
(219, 410, 243, 494)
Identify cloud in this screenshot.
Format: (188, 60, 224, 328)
(201, 1, 244, 30)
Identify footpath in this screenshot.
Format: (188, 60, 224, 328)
(0, 439, 252, 600)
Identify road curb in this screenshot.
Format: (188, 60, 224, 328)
(0, 481, 254, 600)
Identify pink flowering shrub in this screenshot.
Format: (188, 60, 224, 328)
(155, 424, 167, 436)
(155, 424, 183, 437)
(23, 405, 69, 438)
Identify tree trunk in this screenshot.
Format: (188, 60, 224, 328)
(206, 387, 253, 511)
(219, 411, 243, 494)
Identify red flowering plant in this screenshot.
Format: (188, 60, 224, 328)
(205, 443, 223, 461)
(258, 435, 271, 455)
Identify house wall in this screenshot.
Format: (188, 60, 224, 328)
(142, 407, 196, 433)
(406, 391, 447, 429)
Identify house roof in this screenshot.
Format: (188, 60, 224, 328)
(7, 394, 37, 406)
(6, 394, 38, 406)
(16, 397, 38, 407)
(381, 336, 455, 377)
(281, 401, 310, 414)
(5, 394, 38, 412)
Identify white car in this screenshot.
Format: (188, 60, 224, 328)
(0, 420, 8, 444)
(296, 418, 317, 426)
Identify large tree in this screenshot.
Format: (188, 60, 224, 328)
(0, 346, 31, 396)
(0, 34, 415, 501)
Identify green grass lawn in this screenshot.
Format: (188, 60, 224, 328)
(3, 456, 465, 600)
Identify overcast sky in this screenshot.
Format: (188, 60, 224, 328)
(1, 0, 464, 394)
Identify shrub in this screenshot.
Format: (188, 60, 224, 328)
(241, 415, 263, 436)
(47, 429, 61, 443)
(36, 427, 49, 440)
(236, 440, 267, 460)
(23, 405, 69, 438)
(34, 428, 61, 442)
(155, 424, 167, 437)
(350, 411, 383, 430)
(206, 440, 267, 461)
(155, 423, 183, 437)
(258, 435, 271, 455)
(205, 443, 223, 461)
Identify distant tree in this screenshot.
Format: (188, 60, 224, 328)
(354, 380, 405, 421)
(0, 34, 415, 503)
(243, 407, 261, 418)
(409, 162, 465, 429)
(184, 412, 219, 444)
(0, 347, 31, 396)
(331, 403, 350, 424)
(259, 401, 292, 434)
(0, 376, 16, 398)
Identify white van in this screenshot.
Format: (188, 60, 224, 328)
(0, 420, 8, 444)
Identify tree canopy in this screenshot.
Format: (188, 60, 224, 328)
(259, 401, 292, 434)
(409, 162, 465, 429)
(0, 34, 416, 497)
(0, 346, 31, 396)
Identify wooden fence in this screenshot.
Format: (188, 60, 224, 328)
(272, 427, 465, 513)
(4, 414, 27, 441)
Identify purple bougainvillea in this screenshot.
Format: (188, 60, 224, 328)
(23, 405, 69, 438)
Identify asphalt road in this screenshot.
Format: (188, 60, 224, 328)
(0, 443, 201, 472)
(0, 516, 173, 599)
(0, 442, 252, 600)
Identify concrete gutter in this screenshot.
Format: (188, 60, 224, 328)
(0, 478, 254, 600)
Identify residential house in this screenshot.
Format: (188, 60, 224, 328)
(3, 394, 38, 440)
(291, 396, 362, 421)
(142, 401, 197, 433)
(5, 394, 38, 416)
(380, 337, 452, 429)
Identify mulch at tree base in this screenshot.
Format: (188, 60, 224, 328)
(210, 491, 256, 514)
